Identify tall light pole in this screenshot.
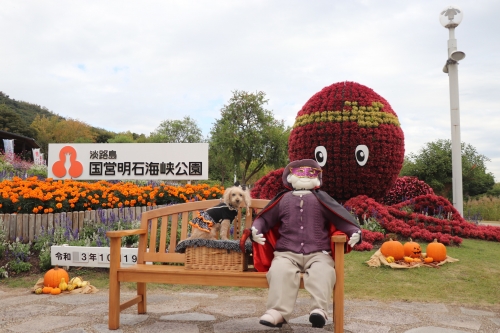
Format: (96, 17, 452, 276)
(440, 6, 465, 216)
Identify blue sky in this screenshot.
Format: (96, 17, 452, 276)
(1, 1, 499, 181)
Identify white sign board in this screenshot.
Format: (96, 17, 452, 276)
(47, 143, 208, 180)
(51, 245, 140, 268)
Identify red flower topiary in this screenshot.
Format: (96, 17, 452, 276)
(250, 168, 286, 200)
(288, 81, 405, 202)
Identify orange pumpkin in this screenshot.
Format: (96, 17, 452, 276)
(424, 257, 434, 263)
(403, 238, 422, 258)
(412, 258, 422, 263)
(42, 286, 53, 294)
(380, 239, 404, 260)
(426, 239, 447, 262)
(50, 287, 62, 295)
(44, 266, 70, 288)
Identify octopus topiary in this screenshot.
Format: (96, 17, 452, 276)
(252, 81, 405, 202)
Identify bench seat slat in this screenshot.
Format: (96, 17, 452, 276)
(118, 264, 271, 288)
(143, 252, 184, 263)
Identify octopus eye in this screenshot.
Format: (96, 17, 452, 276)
(355, 145, 369, 166)
(314, 146, 327, 167)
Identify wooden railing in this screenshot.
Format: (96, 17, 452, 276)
(0, 206, 161, 243)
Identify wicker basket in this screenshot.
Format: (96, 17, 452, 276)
(185, 246, 248, 271)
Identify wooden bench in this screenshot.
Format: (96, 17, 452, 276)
(106, 199, 347, 332)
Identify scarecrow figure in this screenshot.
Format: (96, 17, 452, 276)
(250, 159, 362, 328)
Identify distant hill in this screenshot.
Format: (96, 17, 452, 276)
(0, 91, 115, 145)
(0, 91, 64, 127)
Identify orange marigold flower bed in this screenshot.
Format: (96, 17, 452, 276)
(0, 176, 225, 214)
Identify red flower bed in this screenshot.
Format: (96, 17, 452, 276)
(345, 193, 500, 249)
(382, 176, 434, 206)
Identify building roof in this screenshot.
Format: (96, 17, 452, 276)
(0, 130, 40, 151)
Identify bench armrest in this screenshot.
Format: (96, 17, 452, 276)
(107, 229, 147, 270)
(331, 234, 347, 244)
(106, 229, 147, 238)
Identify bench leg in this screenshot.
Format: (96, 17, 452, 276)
(333, 241, 345, 333)
(109, 279, 120, 329)
(137, 282, 147, 314)
(109, 238, 121, 330)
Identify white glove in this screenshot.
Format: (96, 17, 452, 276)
(251, 226, 266, 245)
(348, 230, 361, 247)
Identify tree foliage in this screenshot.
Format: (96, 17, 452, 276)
(149, 116, 204, 143)
(400, 139, 495, 200)
(209, 90, 290, 185)
(0, 91, 61, 128)
(107, 131, 147, 143)
(0, 104, 37, 138)
(30, 115, 95, 153)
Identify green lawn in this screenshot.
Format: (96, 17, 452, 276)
(344, 239, 500, 305)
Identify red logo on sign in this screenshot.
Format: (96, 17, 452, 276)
(52, 146, 83, 178)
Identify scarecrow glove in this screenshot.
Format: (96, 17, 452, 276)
(251, 227, 266, 245)
(348, 231, 361, 247)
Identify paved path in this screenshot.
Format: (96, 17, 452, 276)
(1, 286, 499, 333)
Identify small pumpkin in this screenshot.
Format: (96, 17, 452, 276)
(44, 266, 70, 288)
(386, 256, 395, 263)
(403, 238, 422, 258)
(380, 239, 405, 260)
(404, 256, 414, 263)
(427, 239, 447, 262)
(50, 287, 62, 295)
(424, 257, 434, 263)
(42, 286, 53, 294)
(412, 258, 422, 263)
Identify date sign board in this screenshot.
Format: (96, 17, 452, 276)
(51, 246, 139, 268)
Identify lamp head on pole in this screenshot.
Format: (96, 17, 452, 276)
(440, 5, 463, 28)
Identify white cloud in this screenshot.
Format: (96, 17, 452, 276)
(1, 0, 499, 181)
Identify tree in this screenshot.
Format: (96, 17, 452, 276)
(93, 127, 115, 143)
(149, 116, 204, 143)
(400, 139, 495, 200)
(30, 115, 59, 153)
(108, 131, 136, 143)
(209, 90, 290, 185)
(53, 118, 95, 144)
(30, 115, 95, 153)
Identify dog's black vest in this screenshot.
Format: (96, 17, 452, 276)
(205, 203, 238, 223)
(189, 203, 238, 232)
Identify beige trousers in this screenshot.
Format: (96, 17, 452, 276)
(265, 251, 336, 322)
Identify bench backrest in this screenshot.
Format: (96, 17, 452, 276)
(136, 199, 270, 265)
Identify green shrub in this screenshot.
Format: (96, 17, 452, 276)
(8, 259, 31, 274)
(38, 248, 52, 271)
